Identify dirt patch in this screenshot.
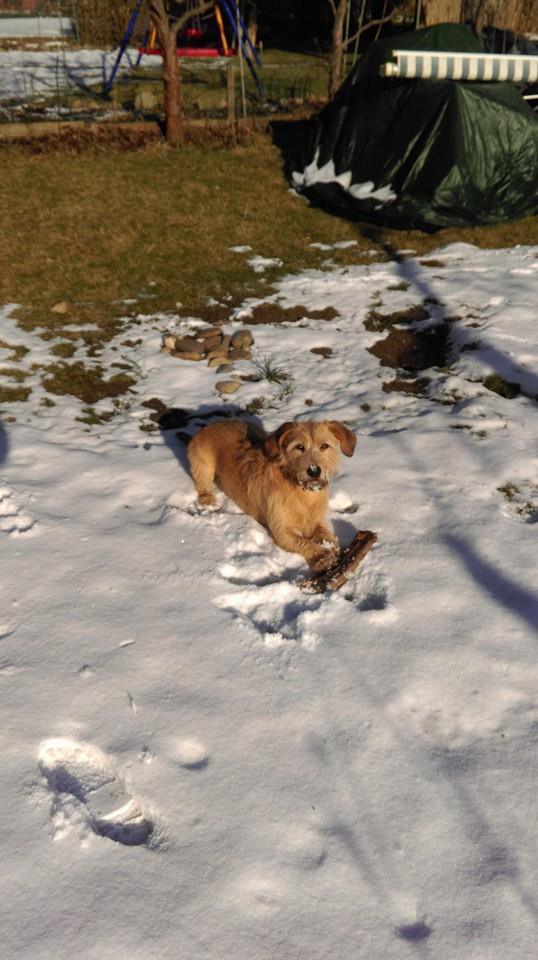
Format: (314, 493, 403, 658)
(419, 259, 446, 268)
(0, 125, 163, 155)
(364, 304, 430, 332)
(246, 303, 338, 325)
(368, 323, 451, 373)
(0, 120, 267, 156)
(179, 303, 234, 326)
(382, 376, 431, 396)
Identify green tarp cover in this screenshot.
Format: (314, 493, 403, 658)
(291, 24, 538, 229)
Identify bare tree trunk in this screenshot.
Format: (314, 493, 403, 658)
(149, 0, 214, 146)
(328, 0, 349, 99)
(161, 27, 183, 147)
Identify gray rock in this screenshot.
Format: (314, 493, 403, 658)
(230, 329, 254, 349)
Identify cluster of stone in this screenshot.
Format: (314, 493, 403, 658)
(162, 326, 255, 395)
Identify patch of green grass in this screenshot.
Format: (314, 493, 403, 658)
(50, 341, 77, 358)
(0, 366, 29, 381)
(0, 384, 31, 402)
(75, 405, 116, 426)
(0, 339, 29, 362)
(41, 361, 136, 403)
(102, 49, 329, 118)
(483, 373, 520, 399)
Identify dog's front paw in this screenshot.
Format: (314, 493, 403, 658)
(312, 529, 339, 548)
(197, 492, 217, 508)
(309, 545, 340, 574)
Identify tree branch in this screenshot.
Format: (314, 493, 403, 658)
(344, 8, 395, 48)
(148, 0, 216, 43)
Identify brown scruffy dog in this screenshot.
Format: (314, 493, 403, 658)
(188, 419, 356, 572)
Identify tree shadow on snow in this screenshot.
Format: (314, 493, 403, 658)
(444, 533, 538, 634)
(0, 419, 8, 466)
(360, 227, 538, 398)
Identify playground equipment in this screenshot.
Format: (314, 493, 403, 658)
(104, 0, 263, 97)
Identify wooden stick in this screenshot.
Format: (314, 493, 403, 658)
(299, 530, 377, 593)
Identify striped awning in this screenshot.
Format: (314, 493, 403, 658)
(380, 51, 538, 83)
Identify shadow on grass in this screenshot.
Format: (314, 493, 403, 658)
(270, 117, 315, 181)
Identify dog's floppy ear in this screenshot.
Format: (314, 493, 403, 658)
(264, 421, 296, 459)
(327, 421, 356, 457)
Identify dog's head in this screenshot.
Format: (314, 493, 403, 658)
(264, 420, 356, 491)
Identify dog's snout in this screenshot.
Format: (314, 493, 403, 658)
(307, 464, 322, 479)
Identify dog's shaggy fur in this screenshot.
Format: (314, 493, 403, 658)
(188, 419, 356, 571)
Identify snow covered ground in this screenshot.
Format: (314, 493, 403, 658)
(0, 48, 157, 102)
(0, 17, 75, 39)
(1, 242, 537, 959)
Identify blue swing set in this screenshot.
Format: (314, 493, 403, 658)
(104, 0, 263, 97)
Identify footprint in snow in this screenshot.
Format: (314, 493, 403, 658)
(341, 566, 393, 615)
(0, 484, 35, 535)
(216, 520, 392, 647)
(38, 738, 153, 846)
(216, 526, 324, 649)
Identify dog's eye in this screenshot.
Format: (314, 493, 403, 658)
(295, 444, 305, 452)
(319, 442, 330, 450)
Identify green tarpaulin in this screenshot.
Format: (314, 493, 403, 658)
(289, 24, 538, 230)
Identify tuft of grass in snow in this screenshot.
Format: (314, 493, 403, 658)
(253, 355, 293, 386)
(251, 355, 296, 408)
(254, 355, 296, 399)
(483, 373, 521, 400)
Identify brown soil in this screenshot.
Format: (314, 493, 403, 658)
(382, 376, 431, 396)
(180, 303, 235, 326)
(364, 304, 430, 332)
(0, 120, 267, 155)
(246, 303, 338, 325)
(368, 323, 451, 372)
